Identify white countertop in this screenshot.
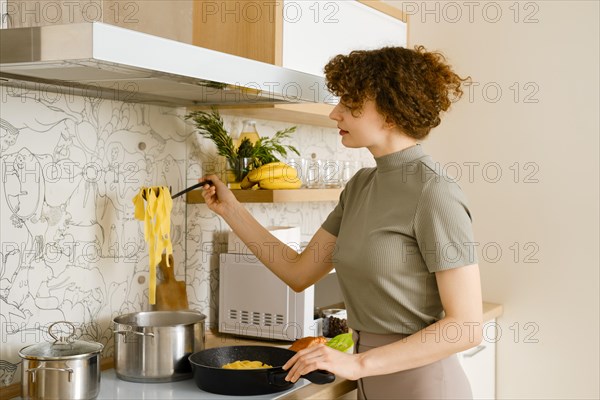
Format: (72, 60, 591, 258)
(98, 369, 310, 400)
(4, 305, 504, 400)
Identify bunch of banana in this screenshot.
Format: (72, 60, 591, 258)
(241, 162, 302, 190)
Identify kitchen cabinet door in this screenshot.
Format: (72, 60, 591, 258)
(459, 319, 497, 400)
(192, 0, 408, 127)
(282, 0, 408, 76)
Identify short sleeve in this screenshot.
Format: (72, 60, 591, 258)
(414, 178, 478, 272)
(321, 189, 345, 237)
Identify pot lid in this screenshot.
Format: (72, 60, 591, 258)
(19, 321, 103, 360)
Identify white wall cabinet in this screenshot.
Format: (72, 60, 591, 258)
(193, 0, 408, 126)
(282, 0, 408, 77)
(459, 319, 497, 399)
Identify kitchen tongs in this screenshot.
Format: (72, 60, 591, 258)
(171, 180, 213, 199)
(140, 180, 213, 200)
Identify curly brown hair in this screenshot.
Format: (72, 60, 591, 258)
(324, 46, 470, 139)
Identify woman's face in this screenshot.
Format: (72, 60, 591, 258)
(329, 99, 389, 151)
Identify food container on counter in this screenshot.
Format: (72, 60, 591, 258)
(113, 310, 206, 382)
(322, 308, 348, 338)
(19, 321, 104, 400)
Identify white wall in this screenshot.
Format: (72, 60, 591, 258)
(385, 1, 599, 398)
(1, 0, 8, 29)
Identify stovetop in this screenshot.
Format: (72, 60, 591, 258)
(98, 369, 310, 400)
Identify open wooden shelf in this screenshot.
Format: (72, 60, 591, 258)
(186, 188, 342, 203)
(187, 103, 337, 128)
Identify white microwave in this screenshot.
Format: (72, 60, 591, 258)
(218, 252, 344, 341)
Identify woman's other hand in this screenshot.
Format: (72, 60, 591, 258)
(200, 175, 238, 216)
(282, 344, 363, 383)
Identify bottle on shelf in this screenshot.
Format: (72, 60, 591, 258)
(236, 120, 260, 149)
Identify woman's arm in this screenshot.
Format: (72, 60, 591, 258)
(201, 175, 337, 292)
(282, 263, 483, 381)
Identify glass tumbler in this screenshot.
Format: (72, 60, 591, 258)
(341, 160, 363, 186)
(285, 158, 308, 187)
(322, 160, 343, 188)
(306, 158, 323, 188)
(226, 157, 253, 189)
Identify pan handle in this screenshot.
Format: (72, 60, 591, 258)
(269, 369, 335, 387)
(302, 370, 336, 384)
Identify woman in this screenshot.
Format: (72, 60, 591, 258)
(200, 46, 482, 400)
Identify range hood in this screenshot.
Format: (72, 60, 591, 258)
(0, 22, 330, 107)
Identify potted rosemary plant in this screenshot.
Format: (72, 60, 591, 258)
(185, 108, 300, 184)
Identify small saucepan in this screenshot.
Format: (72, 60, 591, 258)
(19, 321, 104, 400)
(189, 345, 335, 396)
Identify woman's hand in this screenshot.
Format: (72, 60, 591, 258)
(282, 344, 363, 383)
(199, 175, 239, 216)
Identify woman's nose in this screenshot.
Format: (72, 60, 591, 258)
(329, 103, 343, 121)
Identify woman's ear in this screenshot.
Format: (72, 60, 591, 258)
(384, 118, 397, 130)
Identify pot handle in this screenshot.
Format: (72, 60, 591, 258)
(113, 329, 155, 342)
(269, 369, 335, 387)
(26, 366, 74, 382)
(113, 330, 155, 337)
(48, 321, 76, 344)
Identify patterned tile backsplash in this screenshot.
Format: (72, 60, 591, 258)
(0, 86, 373, 386)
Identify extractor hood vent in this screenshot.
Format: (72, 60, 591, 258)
(0, 23, 331, 107)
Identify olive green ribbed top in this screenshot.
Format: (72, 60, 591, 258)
(322, 144, 477, 334)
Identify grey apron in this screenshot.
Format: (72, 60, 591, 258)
(353, 331, 473, 400)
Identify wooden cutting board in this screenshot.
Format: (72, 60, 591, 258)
(155, 253, 189, 311)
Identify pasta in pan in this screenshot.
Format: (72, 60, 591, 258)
(132, 186, 173, 305)
(222, 360, 273, 370)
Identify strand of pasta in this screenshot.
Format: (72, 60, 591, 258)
(132, 186, 173, 304)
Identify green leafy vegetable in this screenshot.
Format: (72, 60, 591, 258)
(252, 127, 299, 165)
(236, 137, 255, 158)
(185, 107, 299, 171)
(185, 108, 236, 161)
(325, 333, 354, 352)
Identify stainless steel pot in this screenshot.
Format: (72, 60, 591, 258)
(113, 310, 206, 382)
(19, 321, 104, 400)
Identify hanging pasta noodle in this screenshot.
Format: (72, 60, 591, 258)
(132, 186, 173, 305)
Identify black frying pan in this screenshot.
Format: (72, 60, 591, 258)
(188, 345, 335, 396)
